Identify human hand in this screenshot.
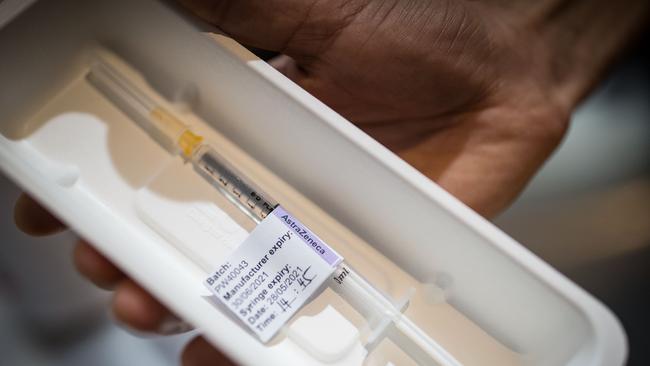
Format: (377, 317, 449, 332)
(183, 0, 572, 218)
(180, 0, 647, 217)
(13, 194, 235, 365)
(13, 0, 648, 365)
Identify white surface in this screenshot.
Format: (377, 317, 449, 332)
(287, 305, 364, 362)
(0, 173, 191, 366)
(136, 159, 249, 272)
(496, 56, 650, 365)
(0, 300, 191, 366)
(0, 0, 628, 365)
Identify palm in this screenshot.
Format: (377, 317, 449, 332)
(189, 0, 566, 215)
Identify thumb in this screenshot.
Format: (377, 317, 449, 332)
(178, 0, 365, 60)
(14, 194, 66, 236)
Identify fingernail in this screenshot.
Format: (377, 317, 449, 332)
(157, 315, 194, 335)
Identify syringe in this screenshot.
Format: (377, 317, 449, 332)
(86, 53, 463, 366)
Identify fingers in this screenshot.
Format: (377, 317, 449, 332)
(13, 196, 189, 335)
(268, 55, 309, 83)
(14, 194, 66, 236)
(179, 0, 365, 58)
(179, 0, 309, 51)
(72, 241, 170, 332)
(182, 336, 236, 366)
(73, 240, 124, 290)
(112, 280, 174, 333)
(73, 241, 191, 334)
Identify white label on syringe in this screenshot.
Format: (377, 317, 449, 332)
(204, 206, 343, 342)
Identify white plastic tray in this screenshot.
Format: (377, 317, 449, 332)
(0, 0, 626, 365)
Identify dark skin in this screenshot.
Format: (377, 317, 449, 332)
(13, 0, 649, 364)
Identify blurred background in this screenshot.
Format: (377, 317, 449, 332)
(495, 42, 650, 365)
(0, 27, 648, 366)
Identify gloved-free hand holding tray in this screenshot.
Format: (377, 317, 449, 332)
(0, 1, 626, 365)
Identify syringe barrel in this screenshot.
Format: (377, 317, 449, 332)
(192, 145, 277, 223)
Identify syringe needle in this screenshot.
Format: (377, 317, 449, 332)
(87, 56, 203, 158)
